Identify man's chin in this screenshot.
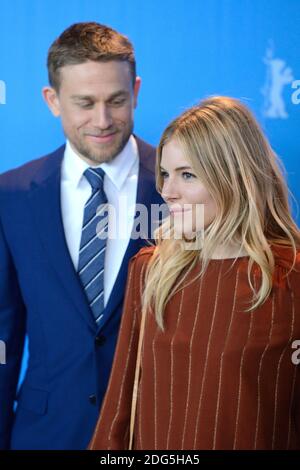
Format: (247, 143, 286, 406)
(76, 144, 119, 165)
(77, 135, 131, 164)
(85, 151, 115, 164)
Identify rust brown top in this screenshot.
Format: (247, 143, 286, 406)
(90, 245, 300, 450)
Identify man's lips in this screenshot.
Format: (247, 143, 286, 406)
(85, 132, 117, 143)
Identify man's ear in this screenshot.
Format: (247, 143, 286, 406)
(42, 86, 61, 117)
(133, 76, 141, 109)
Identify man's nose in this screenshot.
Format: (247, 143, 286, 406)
(92, 104, 113, 129)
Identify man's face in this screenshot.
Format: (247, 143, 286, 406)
(43, 60, 141, 165)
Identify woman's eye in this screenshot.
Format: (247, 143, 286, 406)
(160, 171, 168, 179)
(182, 172, 196, 179)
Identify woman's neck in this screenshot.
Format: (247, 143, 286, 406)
(210, 243, 248, 259)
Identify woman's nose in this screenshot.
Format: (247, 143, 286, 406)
(161, 179, 180, 201)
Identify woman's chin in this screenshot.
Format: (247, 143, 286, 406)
(173, 229, 196, 241)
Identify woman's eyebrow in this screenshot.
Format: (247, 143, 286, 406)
(160, 165, 193, 171)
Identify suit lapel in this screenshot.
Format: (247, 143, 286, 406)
(28, 146, 96, 331)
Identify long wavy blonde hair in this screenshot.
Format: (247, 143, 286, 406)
(142, 96, 300, 330)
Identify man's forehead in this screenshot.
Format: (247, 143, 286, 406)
(59, 60, 131, 79)
(70, 89, 130, 100)
(58, 61, 133, 94)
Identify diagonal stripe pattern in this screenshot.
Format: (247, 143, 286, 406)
(78, 167, 108, 324)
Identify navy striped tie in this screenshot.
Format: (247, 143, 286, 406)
(78, 167, 108, 324)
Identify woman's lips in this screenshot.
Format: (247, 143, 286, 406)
(169, 207, 192, 215)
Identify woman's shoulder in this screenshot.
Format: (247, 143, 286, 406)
(126, 246, 155, 293)
(270, 244, 300, 296)
(271, 243, 300, 271)
(128, 245, 156, 273)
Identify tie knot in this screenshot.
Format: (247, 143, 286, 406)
(84, 167, 105, 192)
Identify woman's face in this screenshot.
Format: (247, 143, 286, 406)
(160, 138, 217, 239)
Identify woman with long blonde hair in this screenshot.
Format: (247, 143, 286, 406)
(90, 96, 300, 450)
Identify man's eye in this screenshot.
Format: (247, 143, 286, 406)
(78, 102, 93, 109)
(111, 99, 126, 106)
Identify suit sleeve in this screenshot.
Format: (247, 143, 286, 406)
(89, 256, 143, 450)
(0, 215, 26, 449)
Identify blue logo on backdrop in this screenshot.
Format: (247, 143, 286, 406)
(262, 42, 294, 119)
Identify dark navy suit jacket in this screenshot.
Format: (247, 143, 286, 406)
(0, 137, 163, 449)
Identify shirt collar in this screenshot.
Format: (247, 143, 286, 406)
(62, 135, 138, 191)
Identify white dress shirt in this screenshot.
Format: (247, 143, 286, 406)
(60, 136, 139, 306)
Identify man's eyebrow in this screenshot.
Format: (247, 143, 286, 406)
(160, 165, 193, 171)
(107, 90, 129, 100)
(71, 95, 94, 101)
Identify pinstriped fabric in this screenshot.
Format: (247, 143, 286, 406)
(286, 307, 298, 452)
(181, 273, 205, 449)
(107, 264, 138, 447)
(90, 258, 148, 450)
(90, 245, 300, 450)
(123, 427, 130, 449)
(78, 168, 108, 324)
(152, 310, 160, 450)
(286, 276, 297, 449)
(166, 289, 185, 450)
(88, 260, 136, 450)
(233, 273, 257, 449)
(212, 267, 240, 449)
(287, 364, 298, 449)
(254, 292, 275, 449)
(137, 262, 148, 450)
(107, 308, 138, 446)
(193, 261, 224, 449)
